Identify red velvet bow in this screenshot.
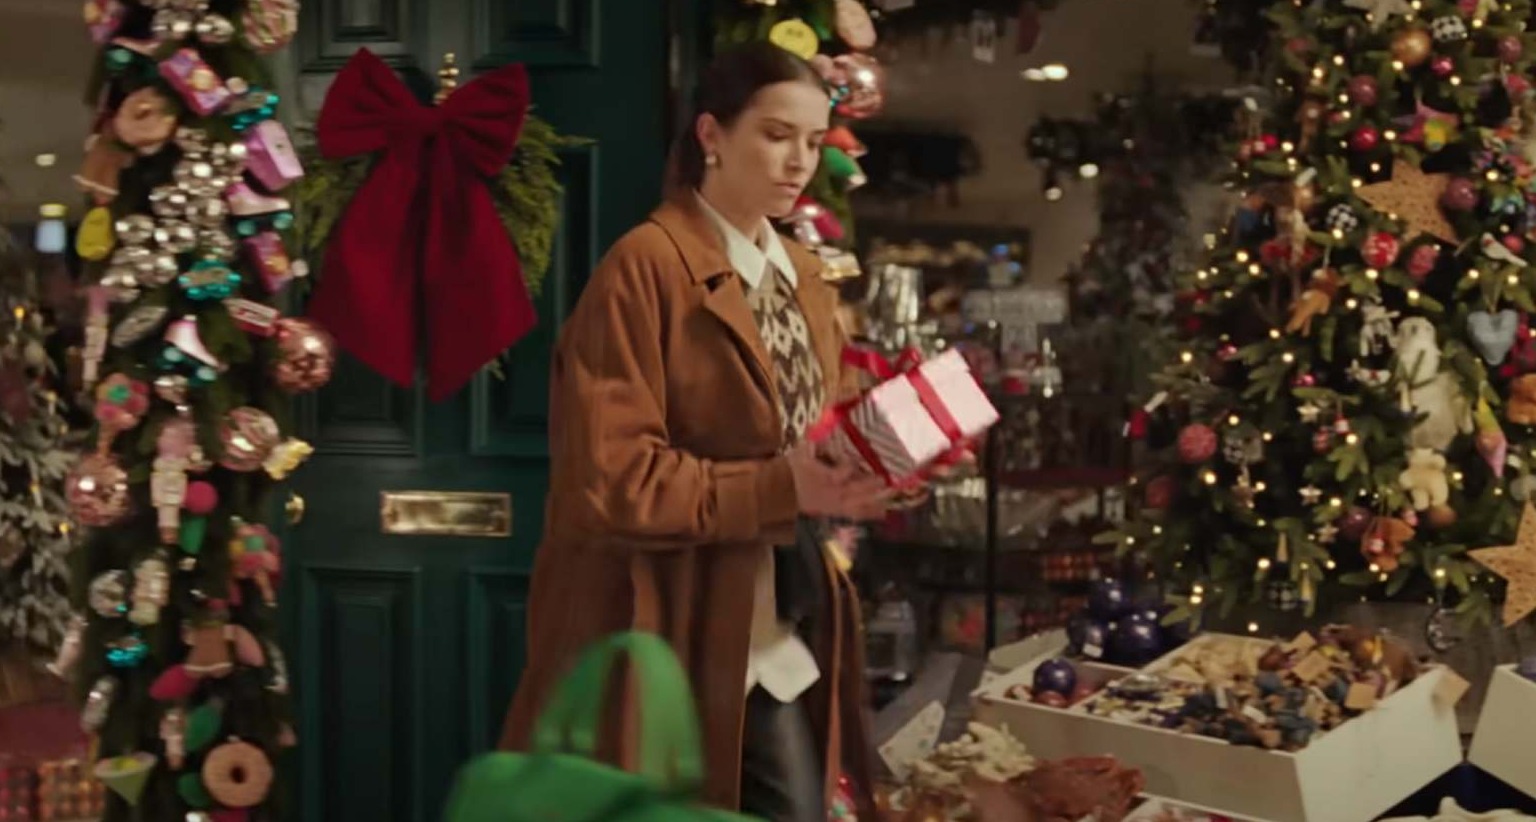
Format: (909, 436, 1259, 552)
(307, 48, 537, 401)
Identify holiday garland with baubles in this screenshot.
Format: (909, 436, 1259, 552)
(716, 0, 888, 260)
(61, 0, 325, 817)
(0, 227, 77, 656)
(1102, 0, 1536, 637)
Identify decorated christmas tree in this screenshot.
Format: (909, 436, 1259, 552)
(1103, 0, 1536, 639)
(0, 225, 76, 657)
(59, 0, 325, 817)
(1039, 83, 1239, 402)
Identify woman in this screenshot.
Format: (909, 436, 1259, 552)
(498, 42, 896, 821)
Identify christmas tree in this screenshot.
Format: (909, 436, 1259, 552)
(60, 0, 324, 817)
(1041, 84, 1239, 402)
(0, 225, 76, 657)
(1103, 0, 1536, 635)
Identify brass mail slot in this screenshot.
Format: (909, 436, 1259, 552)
(380, 491, 512, 537)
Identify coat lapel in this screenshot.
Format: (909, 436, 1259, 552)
(651, 197, 778, 404)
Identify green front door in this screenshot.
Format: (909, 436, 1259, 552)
(283, 3, 698, 819)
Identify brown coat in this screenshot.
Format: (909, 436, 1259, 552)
(498, 195, 877, 815)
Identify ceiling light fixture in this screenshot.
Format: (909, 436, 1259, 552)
(1022, 63, 1070, 82)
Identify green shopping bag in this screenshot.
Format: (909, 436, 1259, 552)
(444, 631, 761, 822)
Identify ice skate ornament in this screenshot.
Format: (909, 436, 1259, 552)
(1395, 316, 1472, 451)
(1360, 299, 1399, 357)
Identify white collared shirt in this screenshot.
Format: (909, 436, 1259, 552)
(696, 193, 821, 705)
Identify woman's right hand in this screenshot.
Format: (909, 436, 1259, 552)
(785, 441, 893, 521)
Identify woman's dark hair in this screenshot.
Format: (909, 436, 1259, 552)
(666, 42, 828, 192)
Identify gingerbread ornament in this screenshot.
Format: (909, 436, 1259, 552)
(1356, 164, 1457, 243)
(201, 740, 273, 808)
(1361, 516, 1414, 571)
(184, 623, 233, 678)
(74, 126, 134, 204)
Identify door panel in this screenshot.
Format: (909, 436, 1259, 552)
(284, 3, 697, 819)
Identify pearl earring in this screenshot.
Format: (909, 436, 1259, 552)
(706, 153, 720, 167)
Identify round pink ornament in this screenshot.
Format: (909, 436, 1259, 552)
(271, 318, 336, 394)
(241, 0, 299, 54)
(67, 453, 131, 527)
(1177, 423, 1218, 464)
(218, 407, 280, 472)
(95, 373, 150, 433)
(833, 53, 885, 120)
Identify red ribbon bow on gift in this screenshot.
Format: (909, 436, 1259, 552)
(811, 345, 972, 486)
(308, 48, 537, 401)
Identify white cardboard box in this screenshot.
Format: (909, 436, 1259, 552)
(972, 633, 1464, 822)
(1469, 664, 1536, 800)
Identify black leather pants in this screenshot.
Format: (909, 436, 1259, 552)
(739, 687, 825, 822)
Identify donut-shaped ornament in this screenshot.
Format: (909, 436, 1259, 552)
(218, 407, 280, 472)
(201, 740, 273, 808)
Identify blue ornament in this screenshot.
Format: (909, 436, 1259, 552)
(179, 261, 241, 301)
(1068, 612, 1112, 660)
(1089, 578, 1132, 619)
(1032, 657, 1077, 697)
(1110, 616, 1163, 666)
(106, 635, 148, 668)
(1517, 654, 1536, 682)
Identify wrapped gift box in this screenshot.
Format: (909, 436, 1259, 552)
(824, 348, 998, 483)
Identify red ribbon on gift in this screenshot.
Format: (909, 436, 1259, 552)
(307, 48, 538, 402)
(811, 346, 972, 485)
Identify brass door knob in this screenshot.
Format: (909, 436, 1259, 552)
(285, 491, 306, 525)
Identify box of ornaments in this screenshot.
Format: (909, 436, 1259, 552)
(1469, 661, 1536, 802)
(972, 628, 1466, 822)
(875, 721, 1148, 821)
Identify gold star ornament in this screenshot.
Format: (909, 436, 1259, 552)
(1470, 502, 1536, 626)
(1356, 164, 1458, 243)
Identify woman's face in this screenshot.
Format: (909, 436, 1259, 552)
(699, 80, 830, 219)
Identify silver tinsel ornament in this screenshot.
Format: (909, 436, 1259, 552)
(151, 8, 194, 40)
(187, 196, 230, 228)
(100, 268, 141, 302)
(149, 186, 188, 220)
(195, 14, 235, 44)
(197, 228, 237, 261)
(111, 245, 153, 275)
(173, 158, 219, 197)
(115, 214, 156, 245)
(146, 252, 180, 286)
(154, 220, 198, 254)
(175, 126, 210, 153)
